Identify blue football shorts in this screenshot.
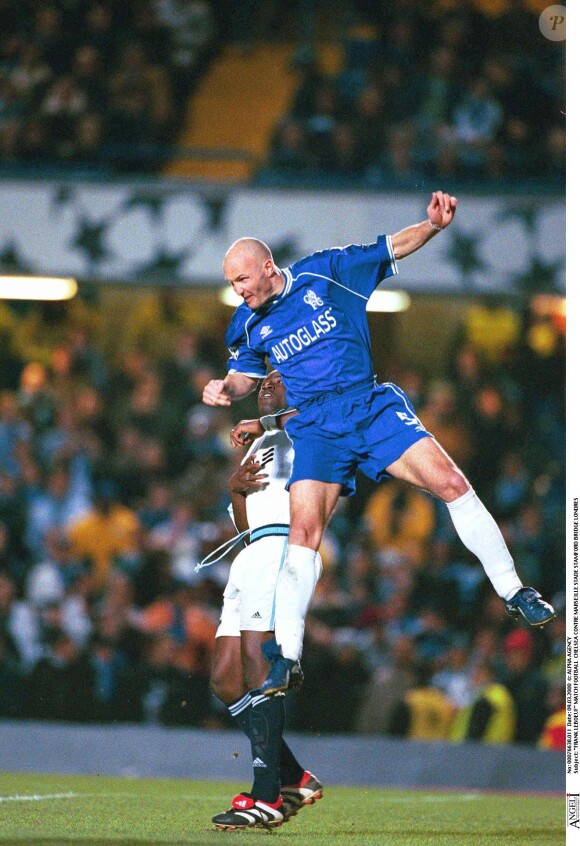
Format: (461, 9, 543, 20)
(285, 380, 432, 496)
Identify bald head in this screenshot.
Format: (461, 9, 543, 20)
(224, 237, 273, 269)
(223, 237, 284, 310)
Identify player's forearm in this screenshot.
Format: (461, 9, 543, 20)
(390, 220, 439, 260)
(224, 372, 259, 400)
(229, 490, 250, 535)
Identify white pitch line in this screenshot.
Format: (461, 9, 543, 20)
(0, 793, 79, 803)
(376, 794, 484, 803)
(0, 792, 230, 803)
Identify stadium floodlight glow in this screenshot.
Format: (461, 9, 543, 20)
(0, 276, 78, 301)
(367, 290, 411, 313)
(220, 286, 244, 308)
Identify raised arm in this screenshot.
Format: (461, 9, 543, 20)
(391, 191, 457, 260)
(203, 372, 259, 407)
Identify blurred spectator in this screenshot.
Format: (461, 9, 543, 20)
(388, 665, 455, 741)
(67, 481, 140, 591)
(417, 381, 473, 474)
(363, 479, 436, 568)
(0, 630, 25, 717)
(153, 0, 215, 101)
(355, 635, 417, 734)
(449, 75, 502, 177)
(466, 384, 517, 500)
(0, 570, 42, 669)
(131, 579, 217, 674)
(268, 118, 311, 174)
(28, 628, 97, 721)
(113, 630, 211, 725)
(500, 628, 549, 745)
(462, 298, 521, 366)
(449, 660, 516, 744)
(296, 623, 370, 734)
(430, 637, 472, 709)
(538, 682, 566, 752)
(492, 451, 530, 518)
(25, 463, 91, 559)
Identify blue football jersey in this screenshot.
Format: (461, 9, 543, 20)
(224, 235, 398, 407)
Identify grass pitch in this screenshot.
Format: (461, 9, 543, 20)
(0, 772, 563, 846)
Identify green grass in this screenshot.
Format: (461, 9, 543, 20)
(0, 772, 563, 846)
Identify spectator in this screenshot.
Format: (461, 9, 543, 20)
(28, 628, 97, 721)
(67, 480, 140, 591)
(0, 570, 42, 670)
(363, 479, 436, 568)
(25, 463, 90, 559)
(450, 75, 502, 177)
(355, 635, 417, 734)
(268, 118, 311, 174)
(388, 665, 455, 741)
(131, 578, 217, 675)
(538, 682, 566, 751)
(500, 628, 548, 745)
(113, 630, 212, 725)
(449, 660, 516, 744)
(0, 630, 25, 717)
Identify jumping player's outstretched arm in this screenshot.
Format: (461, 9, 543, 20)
(202, 372, 259, 407)
(391, 191, 457, 260)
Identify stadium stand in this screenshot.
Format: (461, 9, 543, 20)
(0, 1, 564, 185)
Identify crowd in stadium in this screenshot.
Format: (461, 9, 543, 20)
(0, 0, 217, 172)
(0, 1, 564, 184)
(0, 292, 565, 750)
(265, 4, 564, 186)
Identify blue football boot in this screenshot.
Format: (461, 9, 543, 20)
(504, 587, 556, 627)
(259, 638, 303, 695)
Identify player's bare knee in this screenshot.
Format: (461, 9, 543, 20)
(439, 468, 469, 502)
(288, 524, 321, 549)
(210, 672, 233, 705)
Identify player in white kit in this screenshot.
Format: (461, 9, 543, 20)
(210, 371, 323, 830)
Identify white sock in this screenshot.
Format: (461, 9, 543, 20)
(274, 544, 322, 662)
(446, 487, 523, 600)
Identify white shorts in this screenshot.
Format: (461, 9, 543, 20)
(215, 536, 288, 638)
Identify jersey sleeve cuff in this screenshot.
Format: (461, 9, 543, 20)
(227, 368, 267, 378)
(384, 234, 399, 276)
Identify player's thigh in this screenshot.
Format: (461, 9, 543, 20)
(386, 436, 469, 500)
(239, 537, 287, 631)
(289, 479, 342, 548)
(215, 556, 243, 639)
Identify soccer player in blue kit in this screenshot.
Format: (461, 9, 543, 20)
(203, 190, 555, 693)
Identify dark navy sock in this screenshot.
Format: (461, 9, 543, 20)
(248, 691, 285, 803)
(228, 692, 304, 787)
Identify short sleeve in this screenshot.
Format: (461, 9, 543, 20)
(225, 308, 268, 378)
(328, 235, 398, 299)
